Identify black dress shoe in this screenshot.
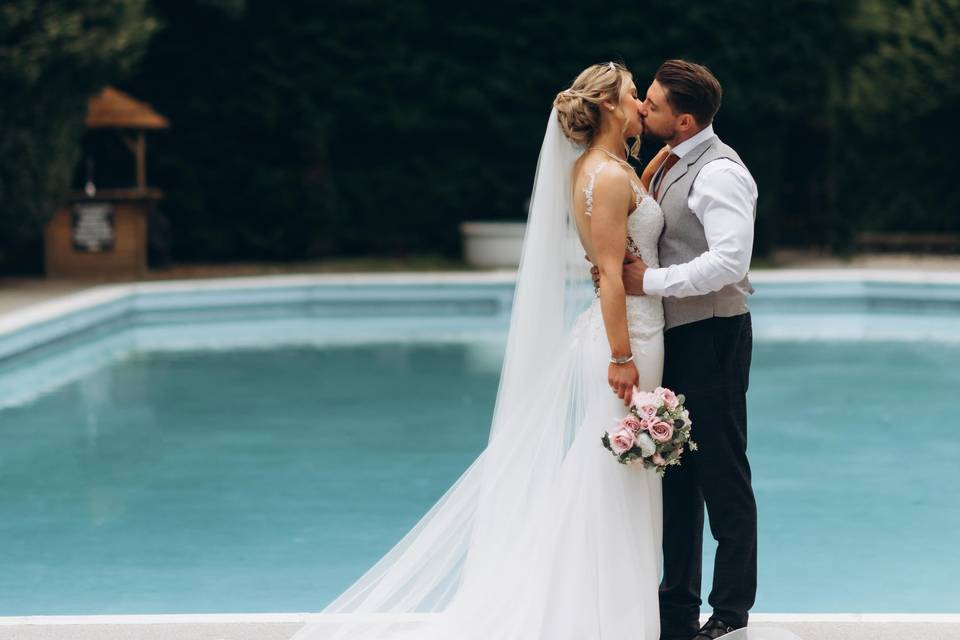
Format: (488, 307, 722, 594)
(694, 616, 743, 639)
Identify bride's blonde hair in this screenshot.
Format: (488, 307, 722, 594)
(553, 61, 641, 160)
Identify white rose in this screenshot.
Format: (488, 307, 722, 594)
(636, 432, 657, 457)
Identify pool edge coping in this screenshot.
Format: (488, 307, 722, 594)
(0, 271, 524, 337)
(4, 267, 960, 338)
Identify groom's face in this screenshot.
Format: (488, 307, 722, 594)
(639, 80, 678, 143)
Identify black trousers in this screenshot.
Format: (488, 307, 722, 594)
(658, 313, 757, 638)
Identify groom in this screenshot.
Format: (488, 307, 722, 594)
(598, 59, 759, 640)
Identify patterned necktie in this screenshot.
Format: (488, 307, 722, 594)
(653, 153, 680, 200)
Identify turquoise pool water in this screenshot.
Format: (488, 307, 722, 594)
(0, 279, 958, 615)
(0, 342, 499, 615)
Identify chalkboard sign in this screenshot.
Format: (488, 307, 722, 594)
(72, 202, 115, 252)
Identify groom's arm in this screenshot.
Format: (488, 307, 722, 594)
(638, 160, 757, 298)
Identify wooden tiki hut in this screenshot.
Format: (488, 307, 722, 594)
(45, 86, 170, 278)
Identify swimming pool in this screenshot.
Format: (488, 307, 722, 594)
(0, 272, 957, 615)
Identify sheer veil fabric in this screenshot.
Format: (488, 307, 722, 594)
(289, 107, 609, 640)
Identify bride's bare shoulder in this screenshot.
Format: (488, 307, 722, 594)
(582, 161, 633, 203)
(572, 155, 635, 220)
(575, 157, 631, 186)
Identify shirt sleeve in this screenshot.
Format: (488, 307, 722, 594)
(642, 159, 757, 298)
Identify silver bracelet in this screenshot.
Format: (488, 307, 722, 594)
(609, 353, 634, 365)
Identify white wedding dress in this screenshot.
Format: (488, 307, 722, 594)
(289, 109, 801, 640)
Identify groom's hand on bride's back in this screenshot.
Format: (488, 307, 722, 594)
(586, 252, 647, 296)
(621, 252, 648, 296)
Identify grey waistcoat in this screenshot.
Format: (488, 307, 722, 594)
(653, 135, 755, 330)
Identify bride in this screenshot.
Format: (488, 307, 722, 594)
(290, 63, 795, 640)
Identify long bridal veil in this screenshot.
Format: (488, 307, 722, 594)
(289, 109, 594, 640)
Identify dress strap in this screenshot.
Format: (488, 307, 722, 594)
(584, 160, 647, 216)
(630, 180, 646, 209)
(583, 161, 610, 217)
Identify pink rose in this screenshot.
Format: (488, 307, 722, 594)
(619, 414, 643, 434)
(648, 420, 675, 443)
(655, 387, 680, 410)
(639, 416, 656, 432)
(637, 403, 659, 421)
(609, 428, 636, 455)
(652, 453, 667, 466)
(631, 388, 662, 410)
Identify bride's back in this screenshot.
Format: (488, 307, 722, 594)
(553, 61, 645, 263)
(570, 154, 638, 262)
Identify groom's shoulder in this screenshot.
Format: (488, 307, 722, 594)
(698, 139, 756, 189)
(706, 137, 749, 170)
(710, 135, 740, 157)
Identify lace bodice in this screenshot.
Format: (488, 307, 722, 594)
(581, 160, 666, 340)
(583, 161, 663, 268)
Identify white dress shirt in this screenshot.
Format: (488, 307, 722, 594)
(642, 125, 758, 299)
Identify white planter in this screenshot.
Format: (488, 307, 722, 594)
(459, 221, 527, 269)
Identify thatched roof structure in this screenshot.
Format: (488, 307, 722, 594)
(85, 86, 169, 130)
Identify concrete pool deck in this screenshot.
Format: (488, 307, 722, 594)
(2, 250, 960, 316)
(1, 613, 959, 640)
(2, 265, 960, 316)
(1, 267, 959, 639)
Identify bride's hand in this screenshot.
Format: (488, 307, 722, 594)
(608, 362, 639, 407)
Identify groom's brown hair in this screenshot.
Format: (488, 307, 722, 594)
(654, 60, 722, 126)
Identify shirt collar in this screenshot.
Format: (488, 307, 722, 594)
(670, 124, 716, 159)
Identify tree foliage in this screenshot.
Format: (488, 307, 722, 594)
(0, 0, 158, 272)
(1, 0, 956, 272)
(125, 0, 853, 262)
(836, 0, 960, 239)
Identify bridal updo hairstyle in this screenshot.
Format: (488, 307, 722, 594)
(554, 62, 640, 158)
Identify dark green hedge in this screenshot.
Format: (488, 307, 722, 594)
(2, 0, 957, 273)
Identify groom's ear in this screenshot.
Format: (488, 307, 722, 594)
(676, 113, 697, 132)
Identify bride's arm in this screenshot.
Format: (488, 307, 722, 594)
(590, 169, 640, 406)
(640, 145, 671, 190)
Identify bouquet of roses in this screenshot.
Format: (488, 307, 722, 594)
(601, 386, 697, 475)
